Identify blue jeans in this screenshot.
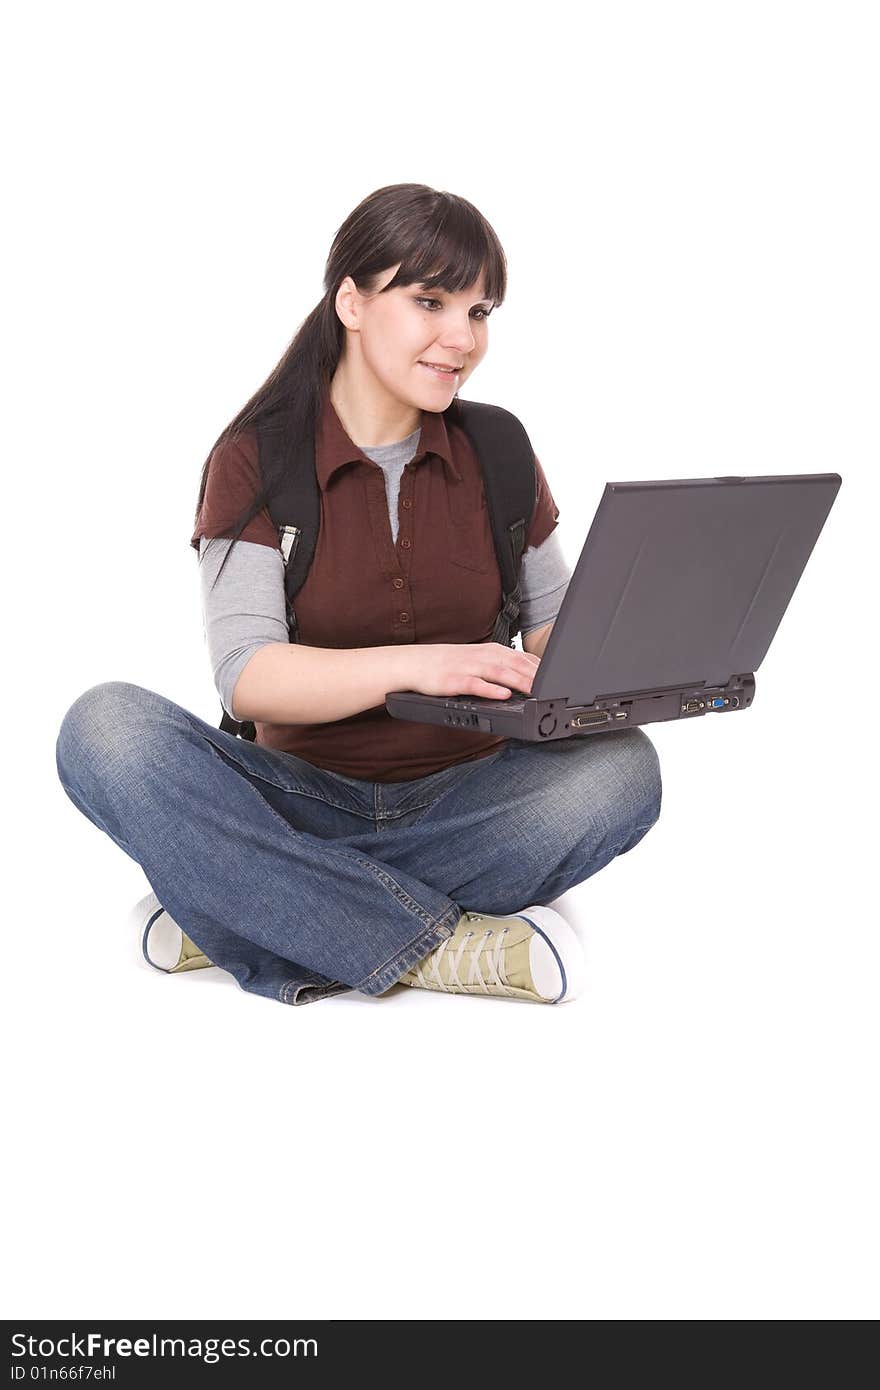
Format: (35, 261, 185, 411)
(55, 681, 663, 1007)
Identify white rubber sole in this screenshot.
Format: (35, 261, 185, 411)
(137, 890, 184, 973)
(515, 904, 586, 1003)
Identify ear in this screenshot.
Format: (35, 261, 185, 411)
(334, 276, 360, 332)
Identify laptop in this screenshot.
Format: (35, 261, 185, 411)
(384, 473, 842, 742)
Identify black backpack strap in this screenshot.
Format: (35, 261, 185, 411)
(260, 409, 323, 643)
(449, 398, 538, 647)
(216, 411, 320, 742)
(219, 707, 250, 737)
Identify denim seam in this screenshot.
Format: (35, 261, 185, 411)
(279, 978, 351, 1005)
(222, 773, 426, 889)
(276, 964, 333, 997)
(191, 719, 374, 821)
(351, 857, 443, 929)
(374, 751, 510, 829)
(374, 801, 436, 823)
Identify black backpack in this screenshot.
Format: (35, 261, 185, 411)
(218, 397, 539, 741)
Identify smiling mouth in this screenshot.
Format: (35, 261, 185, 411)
(419, 362, 462, 375)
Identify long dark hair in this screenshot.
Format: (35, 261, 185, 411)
(194, 182, 508, 587)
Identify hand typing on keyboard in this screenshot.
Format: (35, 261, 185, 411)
(407, 642, 541, 702)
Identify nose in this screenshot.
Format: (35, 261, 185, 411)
(440, 312, 477, 356)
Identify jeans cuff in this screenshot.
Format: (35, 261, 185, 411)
(279, 976, 353, 1006)
(353, 902, 464, 997)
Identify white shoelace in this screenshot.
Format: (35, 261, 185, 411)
(413, 923, 514, 994)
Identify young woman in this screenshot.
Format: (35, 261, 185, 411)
(55, 182, 663, 1008)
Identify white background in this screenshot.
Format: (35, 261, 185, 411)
(4, 0, 877, 1321)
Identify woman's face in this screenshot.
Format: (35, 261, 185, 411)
(335, 261, 494, 409)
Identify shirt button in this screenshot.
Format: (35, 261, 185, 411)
(399, 611, 410, 622)
(392, 577, 404, 589)
(401, 498, 412, 509)
(400, 537, 411, 549)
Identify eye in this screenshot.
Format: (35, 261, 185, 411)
(414, 296, 492, 321)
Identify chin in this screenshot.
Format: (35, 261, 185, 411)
(414, 391, 455, 412)
(416, 380, 464, 407)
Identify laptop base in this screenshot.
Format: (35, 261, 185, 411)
(385, 675, 756, 742)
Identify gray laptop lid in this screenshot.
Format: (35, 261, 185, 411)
(532, 473, 841, 705)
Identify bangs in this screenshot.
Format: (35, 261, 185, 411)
(382, 202, 507, 306)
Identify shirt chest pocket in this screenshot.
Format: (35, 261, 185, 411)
(446, 482, 492, 574)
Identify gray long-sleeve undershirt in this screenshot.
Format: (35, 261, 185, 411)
(197, 426, 571, 719)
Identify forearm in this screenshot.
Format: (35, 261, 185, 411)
(530, 628, 552, 661)
(231, 641, 416, 726)
(523, 620, 554, 661)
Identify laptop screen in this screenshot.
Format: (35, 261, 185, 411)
(532, 473, 841, 705)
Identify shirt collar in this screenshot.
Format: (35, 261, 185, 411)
(315, 382, 462, 490)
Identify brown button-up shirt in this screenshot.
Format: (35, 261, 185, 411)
(191, 385, 560, 782)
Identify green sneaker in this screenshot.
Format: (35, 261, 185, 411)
(398, 904, 585, 1004)
(139, 892, 214, 974)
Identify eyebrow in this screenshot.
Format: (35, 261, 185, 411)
(416, 283, 494, 307)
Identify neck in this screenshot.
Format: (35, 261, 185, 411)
(328, 358, 422, 447)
